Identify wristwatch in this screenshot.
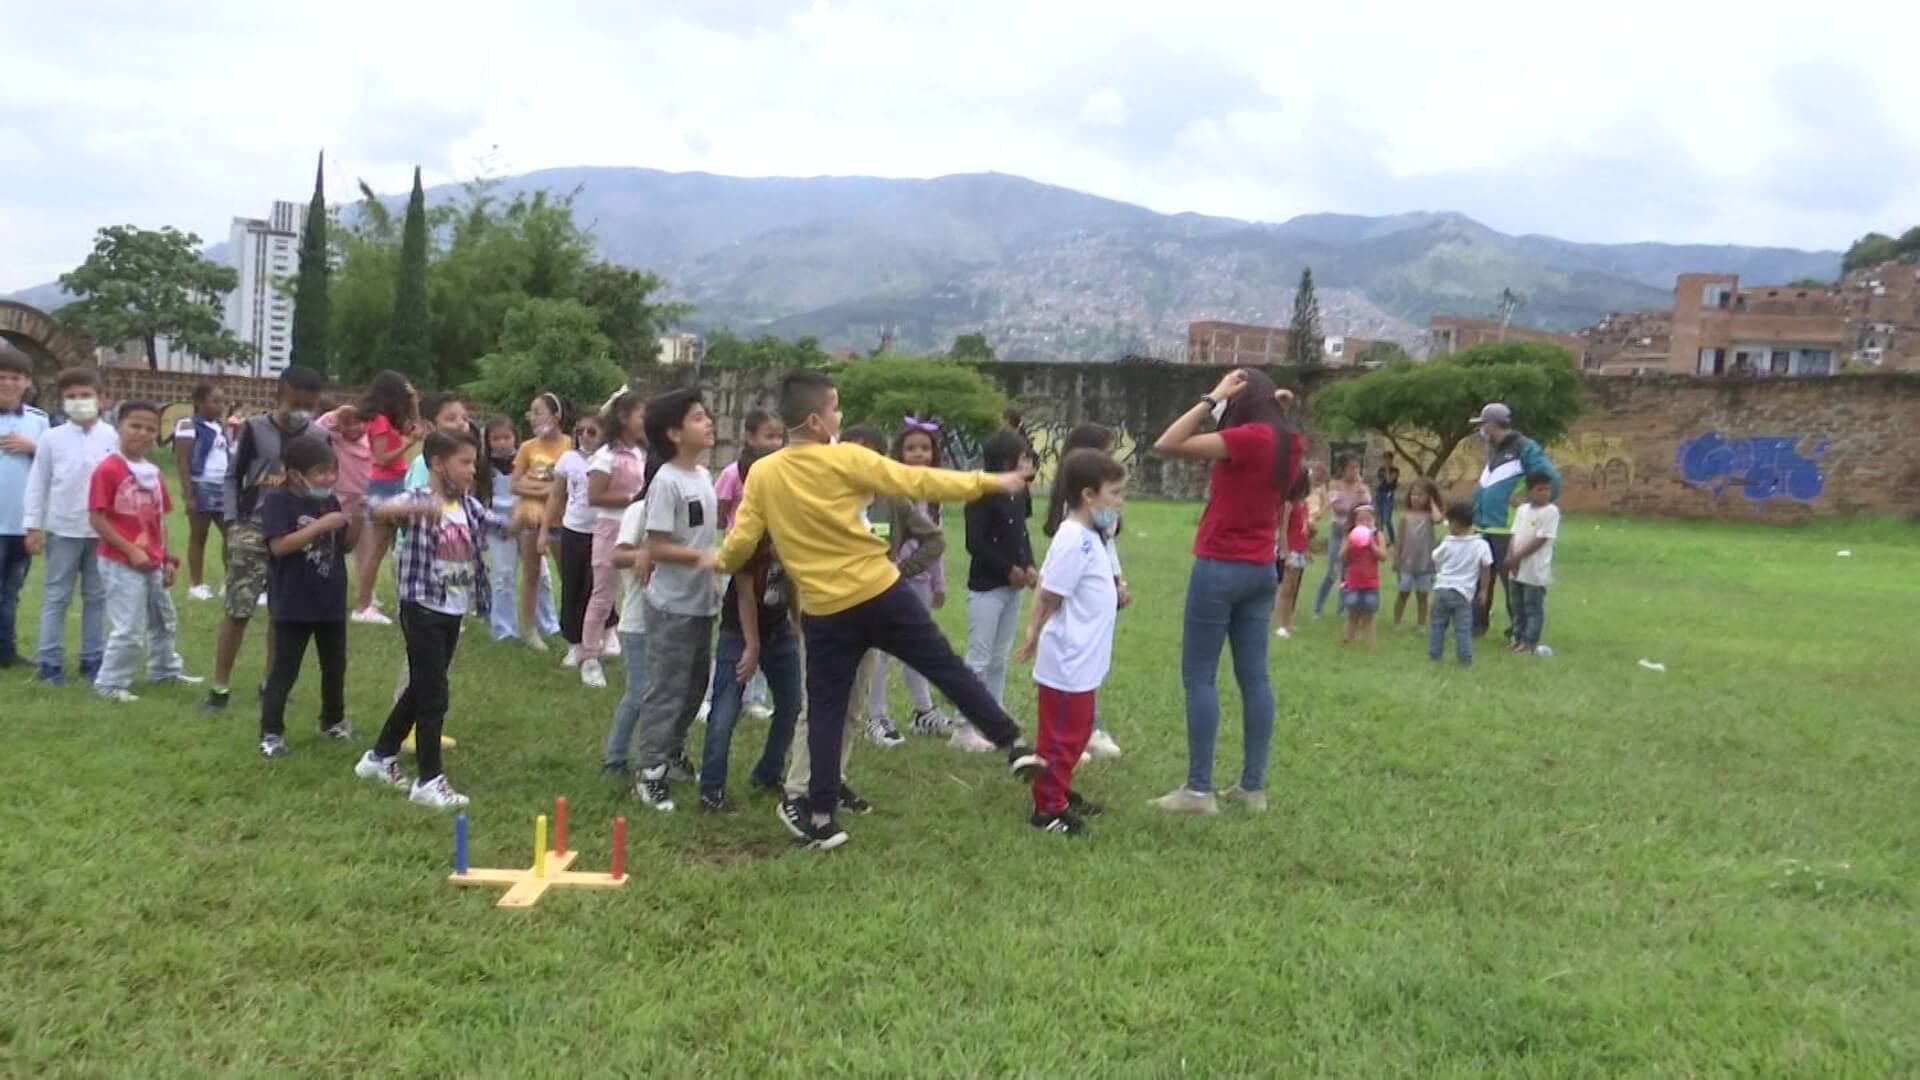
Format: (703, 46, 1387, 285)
(1198, 394, 1220, 409)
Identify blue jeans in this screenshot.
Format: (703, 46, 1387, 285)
(1313, 530, 1346, 616)
(1429, 589, 1473, 665)
(1181, 558, 1278, 793)
(35, 534, 106, 676)
(1512, 583, 1547, 646)
(701, 620, 802, 791)
(484, 534, 559, 641)
(602, 630, 650, 770)
(1374, 492, 1396, 545)
(0, 535, 28, 664)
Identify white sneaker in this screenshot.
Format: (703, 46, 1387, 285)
(866, 719, 906, 748)
(580, 658, 607, 689)
(522, 632, 549, 653)
(745, 702, 774, 722)
(351, 607, 393, 626)
(409, 774, 469, 809)
(561, 645, 582, 669)
(948, 723, 996, 753)
(94, 687, 140, 704)
(1085, 728, 1123, 760)
(188, 584, 215, 601)
(1273, 627, 1292, 639)
(353, 750, 409, 789)
(1150, 787, 1220, 815)
(151, 673, 205, 687)
(1219, 785, 1269, 812)
(257, 593, 268, 608)
(695, 700, 711, 725)
(603, 634, 622, 658)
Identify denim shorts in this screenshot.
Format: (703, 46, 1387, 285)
(189, 481, 224, 516)
(1396, 571, 1435, 593)
(366, 476, 406, 502)
(1340, 587, 1380, 613)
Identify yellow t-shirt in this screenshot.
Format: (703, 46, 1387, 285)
(719, 441, 997, 616)
(511, 433, 573, 526)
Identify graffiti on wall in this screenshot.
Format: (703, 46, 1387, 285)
(1675, 432, 1827, 502)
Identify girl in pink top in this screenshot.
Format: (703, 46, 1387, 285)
(317, 405, 372, 523)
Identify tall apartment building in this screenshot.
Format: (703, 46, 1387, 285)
(227, 201, 304, 377)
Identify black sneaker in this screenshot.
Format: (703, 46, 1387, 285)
(634, 767, 675, 812)
(1007, 743, 1044, 781)
(1066, 790, 1105, 817)
(699, 788, 736, 814)
(776, 796, 809, 839)
(258, 734, 290, 759)
(200, 688, 230, 714)
(798, 817, 849, 851)
(666, 753, 696, 784)
(837, 785, 874, 815)
(1030, 810, 1088, 836)
(319, 719, 353, 740)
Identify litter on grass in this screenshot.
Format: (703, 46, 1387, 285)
(1638, 659, 1667, 673)
(1836, 550, 1853, 558)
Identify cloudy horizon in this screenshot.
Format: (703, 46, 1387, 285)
(5, 0, 1917, 292)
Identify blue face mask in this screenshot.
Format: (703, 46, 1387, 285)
(1089, 506, 1119, 533)
(304, 484, 333, 500)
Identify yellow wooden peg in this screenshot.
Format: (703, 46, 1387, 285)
(533, 814, 548, 878)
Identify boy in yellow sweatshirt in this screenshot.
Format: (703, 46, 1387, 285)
(708, 370, 1041, 850)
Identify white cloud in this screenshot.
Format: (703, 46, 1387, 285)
(4, 0, 1919, 289)
(1080, 89, 1130, 129)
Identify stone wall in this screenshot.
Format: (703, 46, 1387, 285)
(94, 368, 365, 414)
(639, 362, 1920, 520)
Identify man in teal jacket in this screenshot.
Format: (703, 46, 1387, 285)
(1469, 403, 1559, 639)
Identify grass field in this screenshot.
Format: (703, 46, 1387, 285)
(2, 494, 1916, 1076)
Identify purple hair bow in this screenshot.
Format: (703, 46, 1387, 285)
(903, 415, 940, 433)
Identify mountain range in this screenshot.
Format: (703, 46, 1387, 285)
(9, 167, 1843, 360)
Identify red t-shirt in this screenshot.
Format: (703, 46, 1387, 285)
(1285, 497, 1311, 554)
(1342, 527, 1381, 589)
(1194, 425, 1295, 563)
(88, 453, 172, 567)
(365, 414, 409, 482)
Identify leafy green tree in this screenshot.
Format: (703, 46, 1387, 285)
(1286, 267, 1323, 367)
(703, 330, 829, 369)
(1354, 340, 1413, 366)
(58, 224, 250, 371)
(326, 181, 402, 382)
(1843, 232, 1898, 273)
(950, 332, 996, 362)
(290, 151, 331, 373)
(385, 167, 435, 381)
(576, 262, 688, 366)
(464, 298, 627, 416)
(832, 356, 1006, 438)
(1786, 278, 1833, 290)
(1311, 340, 1583, 478)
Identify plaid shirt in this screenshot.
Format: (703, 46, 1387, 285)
(392, 487, 508, 618)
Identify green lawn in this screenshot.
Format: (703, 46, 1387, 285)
(2, 498, 1916, 1075)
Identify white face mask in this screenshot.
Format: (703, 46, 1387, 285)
(1210, 399, 1228, 424)
(64, 397, 100, 423)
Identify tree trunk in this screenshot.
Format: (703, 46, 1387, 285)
(1427, 432, 1470, 478)
(145, 333, 159, 372)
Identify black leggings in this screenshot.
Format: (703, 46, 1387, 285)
(557, 527, 595, 645)
(374, 603, 462, 781)
(259, 620, 347, 737)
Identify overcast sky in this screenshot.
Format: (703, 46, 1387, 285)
(6, 0, 1918, 291)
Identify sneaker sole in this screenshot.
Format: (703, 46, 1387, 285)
(775, 801, 808, 840)
(1009, 755, 1045, 781)
(805, 831, 849, 851)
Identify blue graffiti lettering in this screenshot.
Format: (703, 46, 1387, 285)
(1675, 432, 1827, 502)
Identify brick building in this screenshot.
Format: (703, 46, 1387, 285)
(1186, 319, 1377, 366)
(1426, 316, 1583, 358)
(1840, 259, 1920, 370)
(1669, 273, 1847, 377)
(1578, 310, 1672, 376)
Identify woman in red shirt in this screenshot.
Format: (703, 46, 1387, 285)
(1150, 368, 1300, 816)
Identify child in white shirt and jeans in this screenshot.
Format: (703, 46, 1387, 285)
(1429, 502, 1493, 667)
(1014, 449, 1126, 836)
(1506, 472, 1560, 655)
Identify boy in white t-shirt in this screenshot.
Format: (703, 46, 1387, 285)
(1014, 449, 1125, 836)
(1505, 472, 1560, 655)
(1429, 502, 1493, 667)
(601, 493, 654, 775)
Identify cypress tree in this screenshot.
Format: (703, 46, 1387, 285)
(1286, 266, 1323, 367)
(289, 150, 331, 373)
(385, 165, 434, 381)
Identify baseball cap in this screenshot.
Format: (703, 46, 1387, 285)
(1470, 402, 1512, 426)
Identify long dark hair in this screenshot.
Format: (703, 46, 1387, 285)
(1044, 423, 1116, 538)
(981, 428, 1026, 474)
(361, 370, 413, 428)
(891, 423, 942, 523)
(1216, 368, 1297, 493)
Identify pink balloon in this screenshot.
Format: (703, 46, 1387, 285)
(1349, 526, 1373, 548)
